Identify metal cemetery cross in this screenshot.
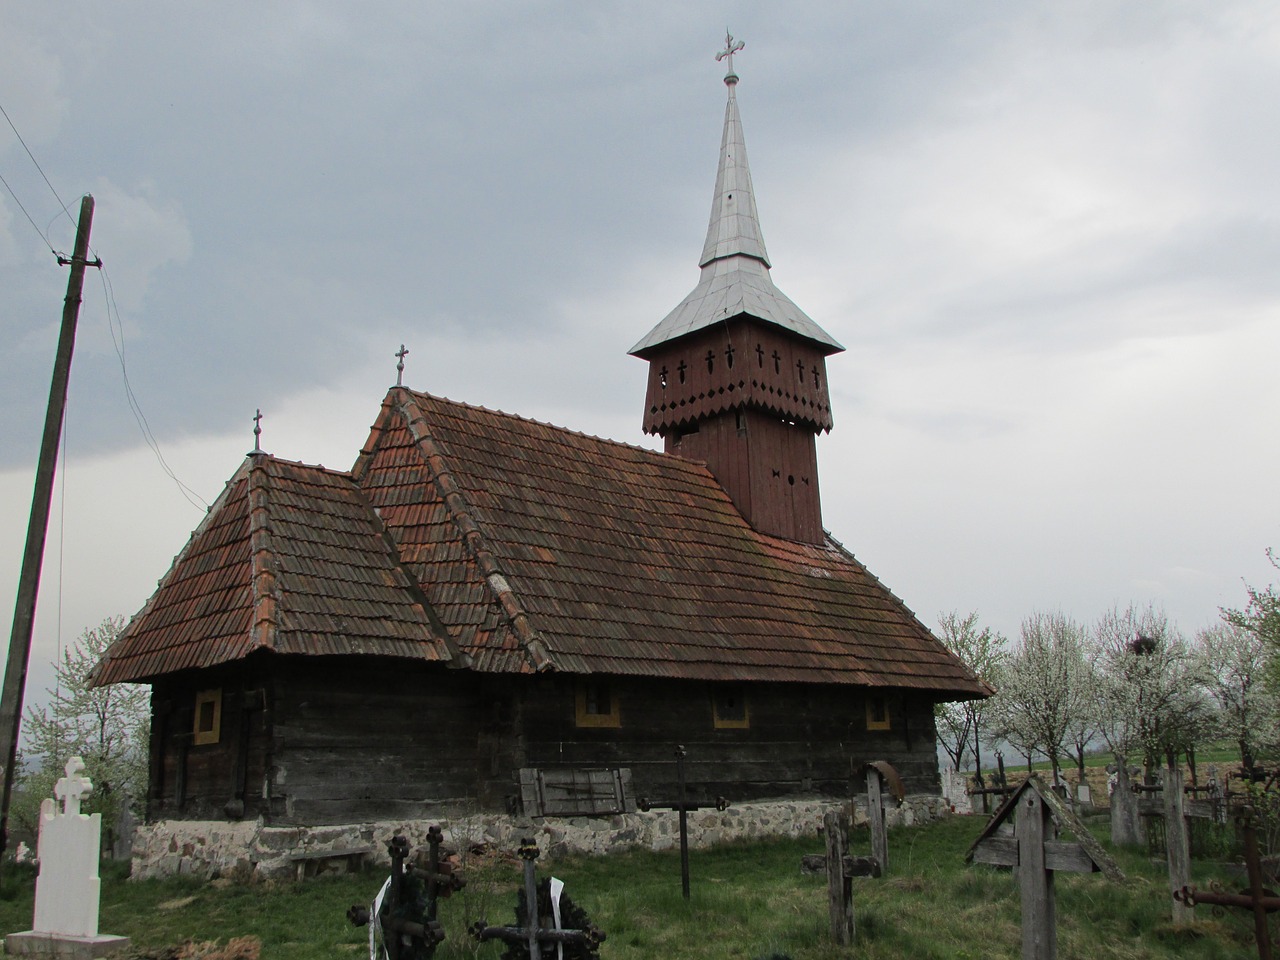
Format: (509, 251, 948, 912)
(470, 838, 605, 960)
(1176, 807, 1280, 960)
(348, 826, 465, 960)
(967, 776, 1123, 960)
(636, 745, 729, 900)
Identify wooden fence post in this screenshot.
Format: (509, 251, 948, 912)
(823, 811, 854, 945)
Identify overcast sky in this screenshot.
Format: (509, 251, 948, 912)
(2, 2, 1278, 707)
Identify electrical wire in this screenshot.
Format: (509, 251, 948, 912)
(0, 100, 76, 233)
(99, 268, 209, 511)
(3, 94, 209, 513)
(0, 167, 57, 255)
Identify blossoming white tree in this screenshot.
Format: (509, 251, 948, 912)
(934, 611, 1005, 775)
(987, 611, 1091, 785)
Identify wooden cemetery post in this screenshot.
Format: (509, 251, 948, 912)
(867, 768, 888, 875)
(1017, 787, 1054, 960)
(968, 776, 1124, 960)
(824, 811, 855, 945)
(1163, 766, 1193, 927)
(862, 761, 904, 876)
(1109, 760, 1140, 848)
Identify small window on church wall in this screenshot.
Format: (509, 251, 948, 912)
(575, 680, 620, 728)
(712, 685, 749, 729)
(866, 695, 891, 732)
(193, 689, 222, 746)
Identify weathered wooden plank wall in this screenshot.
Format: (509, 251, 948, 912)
(146, 659, 942, 826)
(518, 676, 941, 804)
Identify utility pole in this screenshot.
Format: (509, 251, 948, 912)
(0, 195, 100, 859)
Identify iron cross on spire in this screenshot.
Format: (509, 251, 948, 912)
(395, 344, 409, 387)
(716, 31, 745, 81)
(252, 409, 263, 453)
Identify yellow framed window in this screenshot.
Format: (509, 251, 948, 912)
(193, 688, 223, 745)
(575, 680, 620, 728)
(866, 694, 891, 731)
(712, 685, 749, 729)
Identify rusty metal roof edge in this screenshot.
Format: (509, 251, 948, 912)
(90, 455, 258, 688)
(393, 389, 556, 674)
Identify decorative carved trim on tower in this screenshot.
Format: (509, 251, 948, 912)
(641, 320, 833, 437)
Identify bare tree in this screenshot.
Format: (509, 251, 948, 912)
(934, 611, 1004, 774)
(987, 611, 1091, 785)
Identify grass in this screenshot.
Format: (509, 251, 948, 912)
(0, 815, 1264, 959)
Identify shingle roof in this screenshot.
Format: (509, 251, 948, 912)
(95, 388, 986, 699)
(90, 454, 453, 686)
(352, 388, 987, 697)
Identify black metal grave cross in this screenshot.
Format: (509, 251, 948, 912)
(348, 825, 465, 960)
(470, 838, 604, 960)
(636, 745, 729, 899)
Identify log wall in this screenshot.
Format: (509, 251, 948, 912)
(146, 657, 942, 826)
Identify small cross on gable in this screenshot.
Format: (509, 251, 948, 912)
(54, 757, 92, 816)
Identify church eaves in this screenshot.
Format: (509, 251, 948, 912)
(630, 34, 844, 358)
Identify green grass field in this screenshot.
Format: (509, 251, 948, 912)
(0, 815, 1263, 959)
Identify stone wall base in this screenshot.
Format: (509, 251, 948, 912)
(4, 932, 131, 958)
(131, 794, 951, 881)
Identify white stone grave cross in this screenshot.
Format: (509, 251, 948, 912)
(6, 756, 130, 957)
(54, 757, 93, 815)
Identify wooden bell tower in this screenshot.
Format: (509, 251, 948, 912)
(630, 34, 843, 544)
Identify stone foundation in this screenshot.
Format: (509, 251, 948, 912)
(130, 794, 951, 880)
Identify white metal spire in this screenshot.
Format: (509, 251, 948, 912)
(701, 32, 769, 269)
(631, 35, 843, 357)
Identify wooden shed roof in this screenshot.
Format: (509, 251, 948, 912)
(94, 387, 987, 698)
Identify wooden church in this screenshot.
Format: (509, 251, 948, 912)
(91, 42, 987, 828)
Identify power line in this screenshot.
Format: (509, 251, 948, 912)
(2, 96, 209, 513)
(0, 167, 56, 256)
(98, 269, 209, 512)
(0, 100, 75, 232)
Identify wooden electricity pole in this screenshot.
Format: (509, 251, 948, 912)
(0, 194, 99, 858)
